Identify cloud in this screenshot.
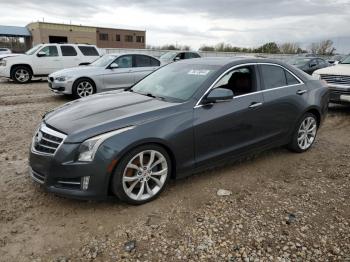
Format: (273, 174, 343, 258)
(0, 0, 350, 52)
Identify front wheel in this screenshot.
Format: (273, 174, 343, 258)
(72, 78, 96, 99)
(11, 66, 32, 84)
(112, 145, 171, 205)
(288, 113, 318, 153)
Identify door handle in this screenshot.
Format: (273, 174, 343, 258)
(249, 102, 263, 108)
(296, 90, 308, 95)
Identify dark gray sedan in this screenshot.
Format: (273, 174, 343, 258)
(29, 57, 329, 204)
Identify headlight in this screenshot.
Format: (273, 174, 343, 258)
(55, 76, 71, 82)
(78, 126, 135, 162)
(0, 60, 6, 66)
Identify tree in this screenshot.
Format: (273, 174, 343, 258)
(256, 42, 280, 54)
(309, 40, 336, 55)
(199, 45, 215, 51)
(279, 42, 300, 54)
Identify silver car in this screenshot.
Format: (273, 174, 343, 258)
(48, 54, 161, 98)
(160, 51, 201, 65)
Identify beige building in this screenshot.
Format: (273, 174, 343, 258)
(26, 22, 146, 49)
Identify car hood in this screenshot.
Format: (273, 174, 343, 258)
(49, 66, 104, 77)
(44, 91, 180, 143)
(314, 64, 350, 75)
(0, 53, 20, 60)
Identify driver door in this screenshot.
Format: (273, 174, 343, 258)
(193, 65, 267, 167)
(103, 55, 134, 90)
(33, 46, 62, 75)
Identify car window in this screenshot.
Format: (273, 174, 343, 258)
(310, 59, 318, 66)
(175, 53, 185, 60)
(317, 59, 326, 65)
(131, 63, 219, 101)
(192, 53, 201, 58)
(285, 70, 300, 85)
(61, 46, 77, 56)
(135, 55, 151, 67)
(116, 55, 132, 68)
(260, 65, 287, 89)
(214, 66, 257, 96)
(78, 46, 99, 56)
(185, 53, 192, 59)
(150, 57, 160, 66)
(39, 46, 58, 57)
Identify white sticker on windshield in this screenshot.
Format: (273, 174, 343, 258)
(188, 69, 211, 76)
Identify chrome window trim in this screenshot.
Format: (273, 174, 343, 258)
(194, 62, 304, 108)
(31, 123, 67, 157)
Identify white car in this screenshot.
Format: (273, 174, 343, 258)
(313, 55, 350, 104)
(0, 48, 11, 55)
(48, 53, 161, 98)
(0, 44, 101, 83)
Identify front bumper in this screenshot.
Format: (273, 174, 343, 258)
(29, 142, 114, 200)
(48, 77, 74, 95)
(0, 66, 10, 78)
(328, 84, 350, 104)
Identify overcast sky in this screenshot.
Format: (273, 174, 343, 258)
(1, 0, 350, 52)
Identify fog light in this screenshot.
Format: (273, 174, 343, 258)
(81, 176, 90, 191)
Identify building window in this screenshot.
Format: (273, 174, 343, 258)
(136, 36, 145, 43)
(125, 35, 133, 42)
(116, 34, 121, 41)
(99, 33, 109, 41)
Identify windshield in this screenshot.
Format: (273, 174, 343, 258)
(160, 52, 177, 60)
(90, 55, 117, 67)
(131, 62, 219, 102)
(25, 45, 42, 55)
(288, 57, 312, 66)
(340, 56, 350, 64)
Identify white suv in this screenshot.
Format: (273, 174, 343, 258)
(313, 55, 350, 104)
(0, 44, 101, 83)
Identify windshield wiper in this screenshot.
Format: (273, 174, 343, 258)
(146, 93, 166, 101)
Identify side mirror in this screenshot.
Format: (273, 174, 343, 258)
(37, 51, 46, 57)
(310, 63, 317, 68)
(109, 63, 119, 69)
(203, 88, 233, 104)
(174, 57, 181, 62)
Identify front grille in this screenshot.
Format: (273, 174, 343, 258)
(32, 124, 67, 156)
(321, 74, 350, 86)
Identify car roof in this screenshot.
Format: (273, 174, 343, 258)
(177, 56, 282, 66)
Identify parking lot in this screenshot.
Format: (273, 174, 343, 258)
(0, 79, 349, 261)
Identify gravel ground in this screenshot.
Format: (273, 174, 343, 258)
(0, 79, 349, 262)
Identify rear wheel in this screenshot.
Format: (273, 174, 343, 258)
(112, 145, 171, 205)
(72, 78, 96, 99)
(288, 113, 318, 153)
(11, 66, 32, 84)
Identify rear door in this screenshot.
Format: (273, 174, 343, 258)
(33, 45, 62, 75)
(103, 55, 134, 90)
(258, 64, 307, 142)
(60, 45, 79, 69)
(132, 55, 160, 83)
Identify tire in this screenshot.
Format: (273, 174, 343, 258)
(72, 78, 96, 99)
(112, 144, 172, 205)
(11, 66, 32, 84)
(287, 113, 318, 153)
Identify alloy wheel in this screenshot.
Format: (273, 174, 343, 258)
(122, 150, 168, 201)
(15, 69, 30, 83)
(297, 116, 317, 150)
(76, 81, 94, 97)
